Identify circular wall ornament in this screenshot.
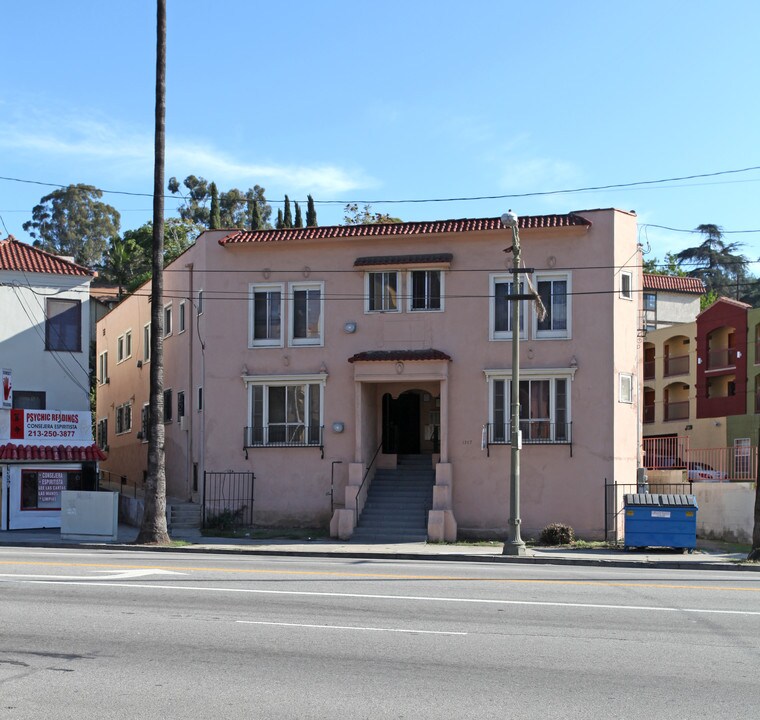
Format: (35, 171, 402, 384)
(395, 362, 404, 374)
(263, 268, 271, 279)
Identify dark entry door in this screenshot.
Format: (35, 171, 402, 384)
(382, 392, 421, 454)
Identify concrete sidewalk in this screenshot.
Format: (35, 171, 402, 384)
(0, 524, 756, 571)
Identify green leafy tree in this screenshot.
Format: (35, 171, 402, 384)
(99, 235, 143, 297)
(249, 196, 262, 230)
(23, 184, 121, 267)
(294, 201, 303, 228)
(306, 194, 318, 227)
(343, 203, 401, 225)
(210, 182, 221, 229)
(283, 195, 293, 228)
(168, 176, 272, 229)
(676, 224, 748, 300)
(643, 252, 687, 276)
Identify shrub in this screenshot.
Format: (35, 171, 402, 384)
(539, 523, 575, 546)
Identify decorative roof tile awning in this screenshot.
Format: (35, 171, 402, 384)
(348, 349, 452, 363)
(643, 273, 705, 295)
(218, 213, 592, 246)
(0, 443, 107, 462)
(354, 253, 453, 268)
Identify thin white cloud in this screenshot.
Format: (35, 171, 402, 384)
(0, 105, 373, 197)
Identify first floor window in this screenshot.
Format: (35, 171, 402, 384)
(20, 469, 83, 511)
(164, 304, 173, 337)
(367, 271, 399, 312)
(177, 391, 185, 419)
(410, 270, 442, 311)
(46, 298, 81, 351)
(116, 403, 132, 434)
(291, 283, 323, 344)
(164, 389, 173, 422)
(536, 274, 569, 337)
(247, 378, 323, 447)
(99, 351, 108, 383)
(97, 418, 108, 449)
(489, 374, 571, 444)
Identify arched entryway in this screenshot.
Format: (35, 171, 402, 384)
(381, 389, 440, 455)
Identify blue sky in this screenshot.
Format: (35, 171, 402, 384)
(2, 0, 759, 266)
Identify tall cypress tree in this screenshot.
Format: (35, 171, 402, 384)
(249, 198, 262, 230)
(283, 195, 293, 228)
(276, 208, 284, 229)
(294, 201, 303, 228)
(306, 194, 318, 227)
(209, 182, 221, 229)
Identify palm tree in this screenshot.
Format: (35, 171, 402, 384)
(100, 235, 143, 298)
(137, 0, 170, 545)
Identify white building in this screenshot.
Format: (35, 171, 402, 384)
(0, 236, 104, 530)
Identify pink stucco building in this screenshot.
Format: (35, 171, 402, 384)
(95, 208, 641, 540)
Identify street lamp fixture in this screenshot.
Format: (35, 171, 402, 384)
(501, 210, 528, 556)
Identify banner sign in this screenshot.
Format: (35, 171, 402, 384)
(1, 369, 11, 410)
(10, 410, 93, 443)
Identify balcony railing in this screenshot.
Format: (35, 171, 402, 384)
(244, 425, 324, 458)
(707, 347, 737, 370)
(485, 422, 572, 456)
(664, 354, 689, 377)
(664, 400, 689, 421)
(643, 360, 655, 380)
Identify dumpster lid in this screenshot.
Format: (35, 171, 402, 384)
(624, 493, 698, 508)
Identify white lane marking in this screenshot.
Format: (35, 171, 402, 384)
(0, 569, 185, 581)
(236, 620, 466, 635)
(2, 579, 759, 617)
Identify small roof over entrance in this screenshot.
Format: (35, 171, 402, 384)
(348, 349, 452, 363)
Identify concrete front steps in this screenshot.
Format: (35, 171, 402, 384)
(351, 455, 434, 543)
(169, 502, 202, 530)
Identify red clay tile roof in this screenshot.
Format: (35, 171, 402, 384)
(0, 443, 107, 461)
(348, 349, 452, 363)
(643, 273, 705, 294)
(0, 236, 93, 277)
(354, 253, 453, 267)
(218, 214, 592, 246)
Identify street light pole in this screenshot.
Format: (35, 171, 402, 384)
(501, 211, 527, 556)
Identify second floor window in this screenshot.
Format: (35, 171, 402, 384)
(291, 283, 323, 345)
(46, 298, 81, 352)
(367, 271, 399, 312)
(536, 274, 570, 338)
(164, 305, 172, 337)
(99, 351, 108, 384)
(491, 276, 524, 339)
(409, 270, 442, 311)
(143, 323, 151, 362)
(116, 403, 132, 434)
(250, 284, 282, 346)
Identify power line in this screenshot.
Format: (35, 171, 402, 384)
(1, 163, 760, 207)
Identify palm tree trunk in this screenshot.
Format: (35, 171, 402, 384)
(137, 0, 170, 544)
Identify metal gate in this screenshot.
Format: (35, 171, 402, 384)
(202, 471, 255, 529)
(604, 479, 693, 543)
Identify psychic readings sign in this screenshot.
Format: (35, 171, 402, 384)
(10, 410, 93, 443)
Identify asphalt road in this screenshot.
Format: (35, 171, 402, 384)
(1, 547, 759, 719)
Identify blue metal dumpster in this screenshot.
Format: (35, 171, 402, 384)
(623, 493, 698, 551)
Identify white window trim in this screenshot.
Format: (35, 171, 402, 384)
(489, 273, 527, 341)
(406, 269, 444, 313)
(484, 367, 576, 438)
(163, 304, 173, 338)
(533, 272, 572, 340)
(98, 351, 109, 385)
(178, 300, 186, 334)
(115, 402, 133, 435)
(244, 373, 327, 446)
(249, 282, 284, 348)
(364, 270, 401, 314)
(289, 281, 324, 347)
(143, 323, 151, 363)
(620, 271, 633, 300)
(140, 403, 150, 443)
(197, 289, 204, 315)
(619, 372, 634, 403)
